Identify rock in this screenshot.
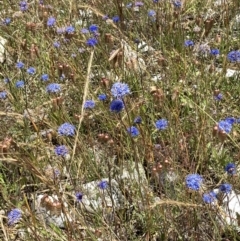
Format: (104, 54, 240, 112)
(121, 40, 146, 72)
(0, 36, 7, 63)
(33, 194, 72, 228)
(137, 41, 155, 53)
(213, 188, 240, 230)
(81, 178, 125, 213)
(232, 14, 240, 30)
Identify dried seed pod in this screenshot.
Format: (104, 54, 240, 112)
(50, 201, 62, 216)
(101, 78, 109, 88)
(105, 33, 114, 44)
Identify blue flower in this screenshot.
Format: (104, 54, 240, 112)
(210, 49, 220, 55)
(41, 74, 49, 81)
(98, 94, 107, 101)
(112, 16, 120, 23)
(27, 67, 36, 75)
(219, 183, 232, 194)
(53, 41, 60, 48)
(173, 0, 182, 8)
(184, 40, 194, 47)
(65, 25, 75, 34)
(134, 116, 142, 124)
(218, 120, 232, 133)
(58, 123, 75, 136)
(8, 208, 22, 225)
(127, 126, 140, 137)
(4, 78, 10, 83)
(214, 93, 223, 101)
(185, 174, 203, 191)
(89, 24, 98, 32)
(227, 50, 240, 63)
(16, 80, 24, 88)
(19, 1, 28, 11)
(47, 16, 56, 27)
(0, 91, 7, 99)
(225, 163, 236, 175)
(202, 191, 217, 204)
(84, 100, 95, 109)
(111, 82, 130, 98)
(225, 117, 235, 125)
(81, 28, 89, 34)
(135, 1, 144, 6)
(3, 18, 11, 25)
(55, 145, 68, 156)
(148, 10, 156, 17)
(76, 192, 83, 202)
(86, 38, 98, 47)
(46, 83, 61, 93)
(98, 180, 108, 189)
(16, 61, 24, 69)
(155, 119, 168, 130)
(110, 99, 124, 113)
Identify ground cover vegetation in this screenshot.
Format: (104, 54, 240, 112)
(1, 0, 240, 240)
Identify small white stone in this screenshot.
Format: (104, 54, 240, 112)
(0, 36, 7, 63)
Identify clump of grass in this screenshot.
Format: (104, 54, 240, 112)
(1, 0, 240, 240)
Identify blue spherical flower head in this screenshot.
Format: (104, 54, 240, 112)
(110, 99, 124, 113)
(227, 50, 240, 63)
(41, 74, 49, 81)
(86, 38, 98, 47)
(16, 61, 24, 69)
(219, 183, 232, 194)
(225, 163, 236, 175)
(76, 192, 83, 202)
(46, 83, 61, 93)
(112, 16, 120, 23)
(202, 191, 217, 204)
(98, 94, 107, 101)
(0, 91, 7, 99)
(225, 117, 235, 125)
(185, 174, 203, 191)
(111, 82, 130, 98)
(218, 120, 232, 134)
(98, 180, 108, 190)
(84, 100, 95, 109)
(210, 49, 220, 56)
(47, 16, 56, 27)
(155, 119, 168, 130)
(81, 28, 89, 34)
(3, 18, 11, 25)
(65, 25, 75, 34)
(214, 93, 223, 101)
(19, 1, 28, 11)
(173, 0, 182, 8)
(89, 24, 98, 32)
(8, 208, 22, 225)
(27, 67, 36, 75)
(148, 10, 156, 17)
(16, 80, 24, 88)
(127, 126, 140, 137)
(53, 41, 60, 48)
(55, 145, 68, 156)
(135, 1, 144, 7)
(184, 40, 194, 47)
(134, 116, 142, 124)
(58, 123, 75, 136)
